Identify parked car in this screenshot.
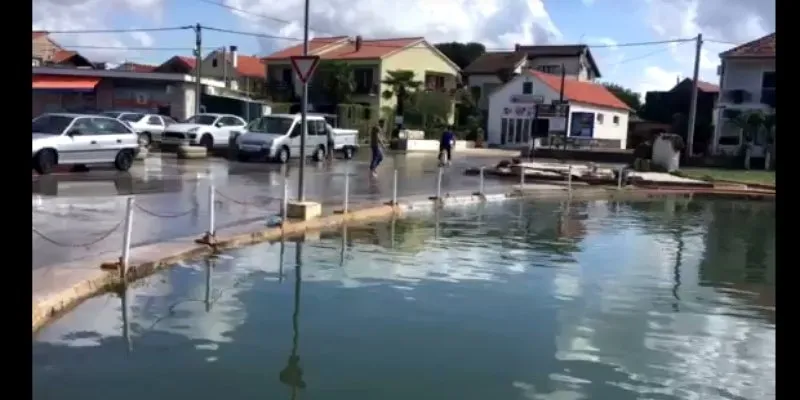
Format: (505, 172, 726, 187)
(32, 113, 140, 175)
(159, 113, 247, 151)
(100, 111, 177, 147)
(231, 114, 359, 163)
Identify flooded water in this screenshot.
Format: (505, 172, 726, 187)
(33, 198, 775, 400)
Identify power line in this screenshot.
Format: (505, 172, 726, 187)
(39, 26, 194, 34)
(705, 38, 740, 46)
(59, 44, 195, 51)
(201, 26, 302, 41)
(606, 41, 687, 67)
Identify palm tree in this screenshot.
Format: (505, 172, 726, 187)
(381, 70, 421, 101)
(763, 111, 775, 170)
(317, 61, 355, 109)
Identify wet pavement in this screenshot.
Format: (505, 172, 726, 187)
(32, 152, 513, 270)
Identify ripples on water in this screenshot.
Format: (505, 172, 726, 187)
(33, 198, 775, 400)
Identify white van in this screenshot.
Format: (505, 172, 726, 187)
(232, 114, 358, 163)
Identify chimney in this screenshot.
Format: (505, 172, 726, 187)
(229, 45, 238, 69)
(355, 35, 363, 52)
(515, 43, 521, 51)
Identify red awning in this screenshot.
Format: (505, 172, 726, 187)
(32, 75, 100, 90)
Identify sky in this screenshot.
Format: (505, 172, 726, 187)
(32, 0, 775, 98)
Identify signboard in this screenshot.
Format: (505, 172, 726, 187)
(569, 112, 595, 138)
(510, 94, 544, 104)
(289, 55, 321, 84)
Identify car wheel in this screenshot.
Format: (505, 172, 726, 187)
(33, 149, 56, 175)
(313, 146, 325, 162)
(114, 150, 134, 172)
(277, 147, 290, 164)
(138, 132, 152, 148)
(200, 134, 214, 152)
(343, 146, 354, 160)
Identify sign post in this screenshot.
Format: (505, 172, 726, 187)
(289, 55, 321, 201)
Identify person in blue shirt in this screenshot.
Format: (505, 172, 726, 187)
(440, 126, 455, 166)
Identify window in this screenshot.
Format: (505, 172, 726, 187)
(91, 118, 131, 135)
(212, 58, 218, 68)
(281, 68, 293, 83)
(255, 116, 294, 134)
(218, 116, 244, 126)
(289, 122, 301, 138)
(32, 115, 74, 135)
(162, 116, 177, 125)
(470, 86, 481, 101)
(119, 113, 145, 123)
(596, 113, 604, 124)
(762, 71, 775, 88)
(184, 115, 217, 125)
(147, 116, 163, 126)
(612, 115, 620, 125)
(522, 81, 533, 94)
(309, 120, 327, 136)
(71, 118, 97, 135)
(354, 68, 375, 93)
(537, 65, 560, 74)
(500, 118, 509, 145)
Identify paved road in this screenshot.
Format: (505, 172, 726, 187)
(32, 152, 512, 270)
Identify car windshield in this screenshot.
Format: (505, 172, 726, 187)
(259, 117, 295, 134)
(32, 115, 75, 135)
(184, 115, 218, 125)
(100, 112, 122, 118)
(119, 113, 145, 122)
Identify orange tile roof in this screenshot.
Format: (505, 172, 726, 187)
(176, 56, 196, 68)
(527, 70, 631, 111)
(264, 36, 348, 60)
(32, 31, 49, 40)
(263, 36, 423, 61)
(52, 50, 78, 63)
(721, 33, 775, 58)
(234, 54, 265, 78)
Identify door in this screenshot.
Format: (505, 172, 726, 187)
(91, 117, 136, 162)
(216, 116, 247, 147)
(515, 119, 524, 143)
(59, 117, 98, 164)
(145, 115, 165, 140)
(309, 120, 327, 153)
(507, 119, 516, 145)
(288, 121, 302, 157)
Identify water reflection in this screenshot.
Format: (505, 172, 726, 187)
(33, 198, 775, 400)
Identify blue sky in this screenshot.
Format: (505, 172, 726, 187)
(34, 0, 773, 98)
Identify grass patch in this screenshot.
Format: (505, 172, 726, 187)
(677, 168, 775, 186)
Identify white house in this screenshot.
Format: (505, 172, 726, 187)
(464, 45, 601, 111)
(487, 70, 631, 149)
(712, 33, 775, 158)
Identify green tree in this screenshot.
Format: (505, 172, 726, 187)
(381, 70, 422, 100)
(602, 82, 643, 112)
(316, 61, 355, 108)
(433, 42, 487, 69)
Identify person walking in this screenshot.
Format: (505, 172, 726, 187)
(439, 126, 455, 166)
(369, 120, 386, 178)
(325, 122, 335, 163)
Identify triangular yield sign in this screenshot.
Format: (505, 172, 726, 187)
(290, 55, 321, 84)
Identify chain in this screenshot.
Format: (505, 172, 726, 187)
(134, 203, 197, 218)
(32, 217, 125, 248)
(214, 189, 277, 207)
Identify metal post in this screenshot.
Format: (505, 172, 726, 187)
(120, 196, 135, 279)
(208, 183, 216, 236)
(617, 167, 623, 189)
(297, 0, 311, 201)
(392, 169, 398, 205)
(194, 24, 202, 116)
(204, 258, 212, 312)
(519, 166, 525, 189)
(343, 173, 350, 214)
(567, 165, 573, 196)
(282, 176, 288, 223)
(686, 33, 703, 157)
(436, 166, 443, 200)
(479, 166, 485, 195)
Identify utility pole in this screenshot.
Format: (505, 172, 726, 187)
(194, 23, 202, 116)
(297, 0, 311, 201)
(686, 33, 703, 157)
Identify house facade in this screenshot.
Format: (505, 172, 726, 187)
(487, 70, 630, 149)
(32, 31, 94, 68)
(200, 46, 268, 98)
(262, 36, 461, 116)
(464, 45, 601, 111)
(712, 33, 775, 158)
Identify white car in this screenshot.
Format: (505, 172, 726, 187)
(160, 113, 247, 151)
(32, 113, 140, 175)
(101, 111, 177, 147)
(232, 114, 359, 163)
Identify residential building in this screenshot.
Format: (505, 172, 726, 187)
(640, 78, 720, 153)
(32, 31, 94, 68)
(464, 45, 601, 111)
(262, 36, 461, 116)
(487, 70, 630, 149)
(32, 66, 268, 120)
(200, 46, 268, 98)
(712, 32, 775, 158)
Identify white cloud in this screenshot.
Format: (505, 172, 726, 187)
(585, 37, 625, 77)
(32, 0, 167, 63)
(582, 0, 595, 5)
(634, 65, 680, 98)
(224, 0, 562, 53)
(129, 31, 154, 47)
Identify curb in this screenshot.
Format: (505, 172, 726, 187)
(31, 186, 774, 333)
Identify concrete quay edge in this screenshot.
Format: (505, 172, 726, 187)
(31, 185, 774, 333)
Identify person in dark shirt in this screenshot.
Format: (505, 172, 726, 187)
(369, 121, 386, 177)
(440, 126, 455, 166)
(325, 123, 335, 162)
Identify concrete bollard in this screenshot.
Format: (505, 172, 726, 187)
(473, 166, 485, 196)
(617, 167, 624, 189)
(567, 165, 573, 196)
(392, 169, 398, 205)
(436, 166, 443, 199)
(120, 197, 135, 280)
(208, 184, 216, 237)
(343, 173, 350, 214)
(281, 176, 288, 224)
(520, 165, 525, 189)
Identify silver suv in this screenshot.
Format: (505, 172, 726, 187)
(32, 113, 140, 175)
